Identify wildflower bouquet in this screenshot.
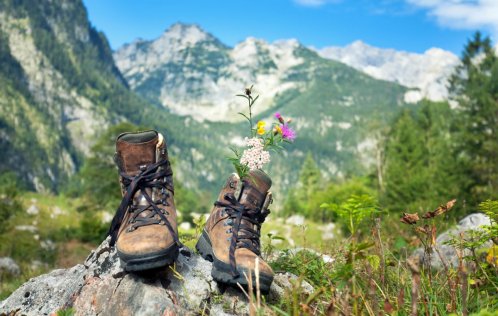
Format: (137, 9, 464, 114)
(229, 86, 296, 179)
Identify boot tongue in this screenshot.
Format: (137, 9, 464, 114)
(239, 170, 272, 209)
(116, 130, 159, 175)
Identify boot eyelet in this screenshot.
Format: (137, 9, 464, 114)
(226, 228, 232, 234)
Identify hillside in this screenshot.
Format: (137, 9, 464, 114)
(0, 1, 224, 193)
(1, 1, 412, 198)
(115, 23, 410, 189)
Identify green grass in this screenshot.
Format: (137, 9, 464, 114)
(1, 193, 496, 316)
(261, 217, 341, 252)
(0, 193, 98, 299)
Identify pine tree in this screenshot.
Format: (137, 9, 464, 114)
(283, 188, 302, 217)
(382, 101, 468, 215)
(382, 109, 428, 212)
(282, 153, 322, 217)
(417, 101, 465, 207)
(298, 153, 322, 211)
(449, 31, 498, 200)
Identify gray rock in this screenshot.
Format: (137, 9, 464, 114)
(285, 215, 305, 226)
(0, 237, 312, 315)
(0, 265, 86, 316)
(458, 213, 491, 229)
(269, 272, 314, 302)
(14, 225, 37, 233)
(269, 248, 334, 264)
(26, 204, 39, 215)
(413, 213, 493, 269)
(0, 257, 21, 277)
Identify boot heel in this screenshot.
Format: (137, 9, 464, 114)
(196, 230, 214, 262)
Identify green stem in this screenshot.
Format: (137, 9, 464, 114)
(248, 97, 253, 136)
(350, 211, 358, 315)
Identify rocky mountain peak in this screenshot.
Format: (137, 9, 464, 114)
(113, 30, 310, 122)
(317, 41, 460, 101)
(160, 22, 211, 46)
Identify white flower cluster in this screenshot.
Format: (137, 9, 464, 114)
(240, 137, 270, 171)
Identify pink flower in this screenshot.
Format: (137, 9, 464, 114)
(281, 124, 296, 141)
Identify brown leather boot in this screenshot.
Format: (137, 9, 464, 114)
(108, 130, 180, 271)
(196, 170, 274, 293)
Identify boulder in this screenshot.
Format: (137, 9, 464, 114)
(0, 237, 312, 315)
(412, 213, 493, 269)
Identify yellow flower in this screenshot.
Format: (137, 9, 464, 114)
(257, 121, 266, 128)
(487, 245, 498, 266)
(275, 125, 282, 134)
(257, 127, 266, 135)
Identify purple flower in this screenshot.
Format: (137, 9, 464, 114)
(281, 124, 296, 141)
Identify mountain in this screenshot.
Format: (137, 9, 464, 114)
(0, 0, 413, 199)
(114, 23, 411, 186)
(0, 1, 225, 193)
(317, 41, 460, 103)
(114, 25, 307, 122)
(0, 0, 118, 191)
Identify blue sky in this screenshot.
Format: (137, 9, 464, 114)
(83, 0, 497, 55)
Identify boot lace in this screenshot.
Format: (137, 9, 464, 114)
(214, 193, 270, 277)
(108, 159, 179, 247)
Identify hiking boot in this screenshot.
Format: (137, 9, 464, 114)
(196, 170, 274, 293)
(108, 130, 180, 271)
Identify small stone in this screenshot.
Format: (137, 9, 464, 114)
(269, 272, 314, 303)
(179, 222, 192, 231)
(15, 225, 37, 233)
(0, 257, 20, 277)
(26, 204, 39, 215)
(101, 211, 113, 224)
(285, 215, 305, 226)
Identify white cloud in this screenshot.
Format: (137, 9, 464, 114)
(407, 0, 498, 36)
(294, 0, 341, 7)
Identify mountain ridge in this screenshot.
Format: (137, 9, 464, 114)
(1, 6, 415, 198)
(116, 23, 461, 109)
(316, 40, 460, 102)
(113, 22, 411, 193)
(114, 23, 309, 122)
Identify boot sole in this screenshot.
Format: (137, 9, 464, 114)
(195, 230, 273, 294)
(117, 243, 179, 272)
